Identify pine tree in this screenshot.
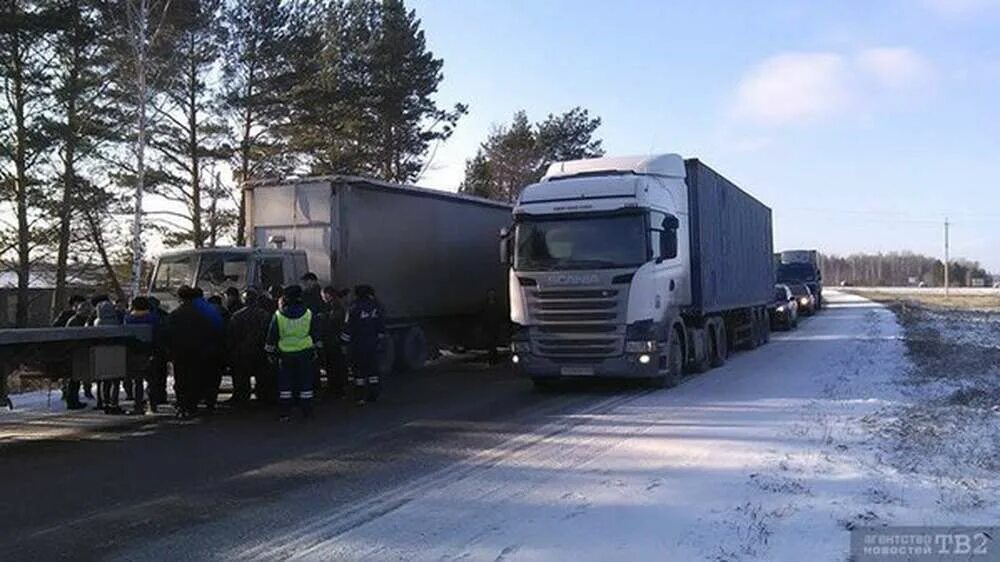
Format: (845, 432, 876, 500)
(460, 108, 604, 202)
(292, 0, 465, 182)
(221, 0, 311, 246)
(149, 0, 229, 248)
(46, 0, 121, 311)
(0, 0, 58, 326)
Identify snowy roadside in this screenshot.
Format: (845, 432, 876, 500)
(212, 291, 997, 561)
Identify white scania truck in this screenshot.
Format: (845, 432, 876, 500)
(502, 154, 774, 388)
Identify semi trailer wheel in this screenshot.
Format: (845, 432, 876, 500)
(376, 336, 396, 377)
(709, 320, 727, 368)
(394, 326, 428, 372)
(689, 328, 710, 374)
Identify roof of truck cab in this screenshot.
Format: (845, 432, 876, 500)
(543, 153, 686, 181)
(242, 174, 513, 210)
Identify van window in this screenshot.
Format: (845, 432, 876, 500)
(260, 258, 285, 290)
(153, 256, 195, 292)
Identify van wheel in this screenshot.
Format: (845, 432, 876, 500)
(709, 321, 727, 367)
(395, 327, 428, 372)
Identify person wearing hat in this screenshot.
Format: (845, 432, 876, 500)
(265, 284, 322, 421)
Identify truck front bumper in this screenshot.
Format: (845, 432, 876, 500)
(511, 352, 660, 380)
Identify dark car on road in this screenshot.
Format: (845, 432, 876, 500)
(769, 284, 799, 330)
(787, 283, 816, 316)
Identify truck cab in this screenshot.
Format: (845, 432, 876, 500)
(504, 155, 692, 384)
(149, 247, 308, 309)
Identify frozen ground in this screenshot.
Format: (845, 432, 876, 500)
(109, 291, 998, 561)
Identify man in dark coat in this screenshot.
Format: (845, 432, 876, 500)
(195, 288, 226, 411)
(167, 286, 215, 418)
(56, 297, 90, 409)
(226, 288, 273, 405)
(341, 285, 387, 405)
(321, 286, 348, 398)
(301, 273, 328, 316)
(146, 296, 170, 411)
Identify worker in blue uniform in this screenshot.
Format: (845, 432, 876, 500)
(341, 285, 387, 405)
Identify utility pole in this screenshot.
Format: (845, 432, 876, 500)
(944, 218, 950, 296)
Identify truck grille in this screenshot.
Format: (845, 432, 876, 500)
(527, 287, 626, 358)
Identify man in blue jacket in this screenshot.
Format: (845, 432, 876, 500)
(341, 285, 387, 405)
(265, 285, 322, 421)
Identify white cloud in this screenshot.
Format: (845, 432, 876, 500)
(733, 48, 933, 126)
(857, 48, 932, 89)
(734, 53, 852, 125)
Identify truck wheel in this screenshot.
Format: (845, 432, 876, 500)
(395, 327, 428, 372)
(689, 329, 710, 374)
(709, 321, 727, 368)
(743, 311, 760, 350)
(761, 311, 771, 344)
(376, 336, 396, 377)
(651, 329, 684, 388)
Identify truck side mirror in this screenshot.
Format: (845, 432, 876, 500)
(499, 227, 512, 265)
(658, 215, 679, 260)
(660, 230, 678, 260)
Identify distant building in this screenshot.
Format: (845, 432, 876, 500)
(971, 277, 986, 288)
(0, 266, 101, 328)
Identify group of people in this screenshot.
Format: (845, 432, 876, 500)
(54, 273, 389, 421)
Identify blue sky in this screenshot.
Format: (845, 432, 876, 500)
(409, 0, 1000, 271)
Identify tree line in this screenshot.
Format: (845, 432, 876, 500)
(820, 251, 992, 287)
(1, 0, 605, 327)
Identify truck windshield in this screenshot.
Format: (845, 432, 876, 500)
(514, 214, 647, 271)
(777, 263, 816, 283)
(152, 255, 195, 293)
(196, 253, 249, 293)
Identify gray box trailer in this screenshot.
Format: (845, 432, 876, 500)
(685, 159, 775, 314)
(245, 176, 513, 368)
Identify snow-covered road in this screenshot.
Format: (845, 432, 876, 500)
(118, 291, 998, 561)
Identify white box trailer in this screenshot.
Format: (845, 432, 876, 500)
(151, 176, 512, 372)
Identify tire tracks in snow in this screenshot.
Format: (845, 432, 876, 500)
(236, 389, 654, 560)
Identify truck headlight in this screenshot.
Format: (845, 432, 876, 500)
(511, 342, 531, 353)
(799, 297, 809, 306)
(626, 340, 657, 353)
(777, 305, 786, 313)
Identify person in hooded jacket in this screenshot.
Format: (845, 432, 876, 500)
(57, 297, 90, 409)
(123, 296, 161, 415)
(265, 284, 322, 421)
(167, 286, 215, 418)
(226, 288, 273, 405)
(341, 285, 387, 405)
(146, 296, 170, 411)
(91, 297, 124, 413)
